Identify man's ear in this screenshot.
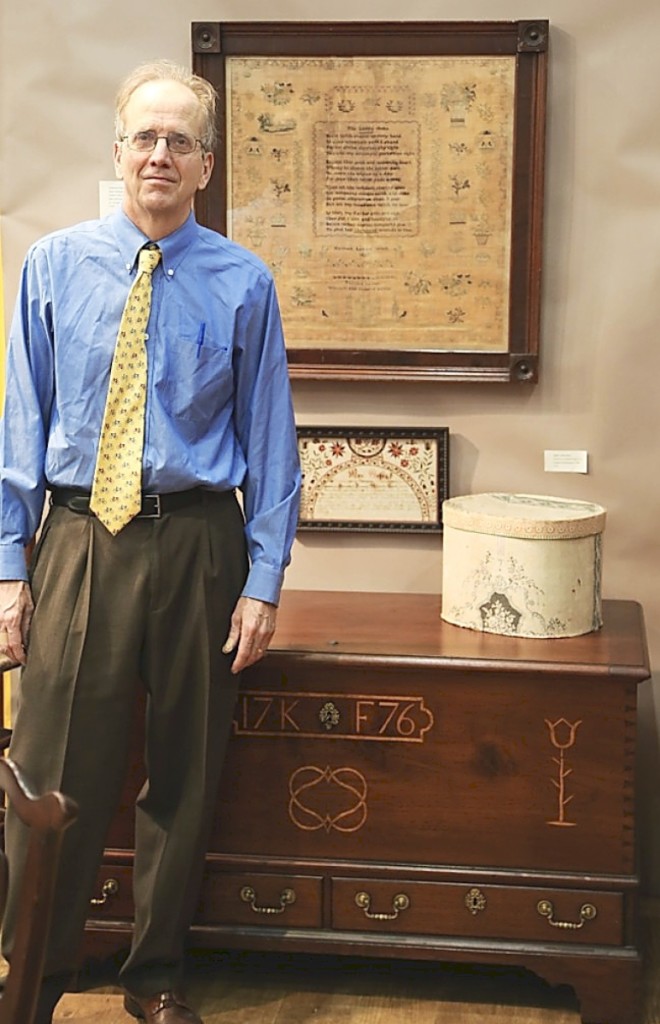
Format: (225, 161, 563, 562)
(198, 151, 214, 191)
(113, 140, 124, 179)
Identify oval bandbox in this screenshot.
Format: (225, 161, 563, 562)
(441, 493, 606, 639)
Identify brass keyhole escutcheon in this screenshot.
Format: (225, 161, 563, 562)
(319, 701, 341, 731)
(464, 888, 487, 915)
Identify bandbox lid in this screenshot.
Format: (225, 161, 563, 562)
(442, 493, 606, 541)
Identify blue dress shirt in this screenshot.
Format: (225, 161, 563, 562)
(0, 209, 301, 605)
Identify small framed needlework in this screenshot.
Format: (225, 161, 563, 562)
(296, 426, 449, 532)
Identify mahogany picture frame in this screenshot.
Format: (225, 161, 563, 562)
(192, 21, 548, 383)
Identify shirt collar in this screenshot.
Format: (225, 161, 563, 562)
(110, 209, 199, 276)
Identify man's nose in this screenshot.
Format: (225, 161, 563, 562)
(150, 137, 172, 161)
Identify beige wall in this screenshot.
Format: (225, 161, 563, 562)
(2, 1, 660, 887)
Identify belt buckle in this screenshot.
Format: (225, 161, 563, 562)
(69, 494, 92, 514)
(141, 494, 162, 518)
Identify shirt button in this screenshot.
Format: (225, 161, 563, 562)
(167, 269, 174, 277)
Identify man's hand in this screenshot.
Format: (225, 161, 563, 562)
(0, 581, 34, 667)
(222, 596, 277, 674)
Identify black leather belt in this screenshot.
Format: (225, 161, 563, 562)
(50, 487, 207, 519)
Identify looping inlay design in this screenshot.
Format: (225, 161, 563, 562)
(288, 765, 368, 833)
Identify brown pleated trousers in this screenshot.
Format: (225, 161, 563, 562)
(2, 490, 248, 994)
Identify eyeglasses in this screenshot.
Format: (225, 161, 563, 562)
(121, 130, 203, 155)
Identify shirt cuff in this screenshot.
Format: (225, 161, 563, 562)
(241, 561, 284, 607)
(0, 544, 30, 582)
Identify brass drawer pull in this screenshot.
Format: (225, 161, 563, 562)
(537, 899, 597, 930)
(90, 878, 119, 907)
(239, 885, 296, 915)
(355, 891, 410, 921)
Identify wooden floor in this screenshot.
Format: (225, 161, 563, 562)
(57, 955, 581, 1023)
(51, 928, 660, 1024)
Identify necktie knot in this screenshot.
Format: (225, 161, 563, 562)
(138, 246, 161, 275)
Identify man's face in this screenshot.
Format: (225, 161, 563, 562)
(114, 79, 214, 235)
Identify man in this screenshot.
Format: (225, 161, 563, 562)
(0, 60, 301, 1024)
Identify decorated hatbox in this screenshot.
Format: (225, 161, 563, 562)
(441, 493, 606, 639)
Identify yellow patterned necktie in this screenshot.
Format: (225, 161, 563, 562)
(90, 245, 161, 534)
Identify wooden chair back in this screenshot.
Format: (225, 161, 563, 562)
(0, 757, 78, 1024)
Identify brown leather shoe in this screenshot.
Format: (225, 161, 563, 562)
(123, 989, 203, 1024)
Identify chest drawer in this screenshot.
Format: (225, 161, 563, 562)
(198, 870, 323, 929)
(88, 864, 323, 930)
(332, 877, 623, 946)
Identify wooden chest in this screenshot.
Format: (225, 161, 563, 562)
(84, 591, 650, 1024)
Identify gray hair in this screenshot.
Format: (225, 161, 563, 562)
(115, 59, 218, 151)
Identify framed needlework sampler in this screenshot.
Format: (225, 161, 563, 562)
(192, 21, 548, 383)
(296, 426, 449, 533)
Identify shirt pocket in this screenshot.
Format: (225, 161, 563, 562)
(156, 309, 234, 430)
